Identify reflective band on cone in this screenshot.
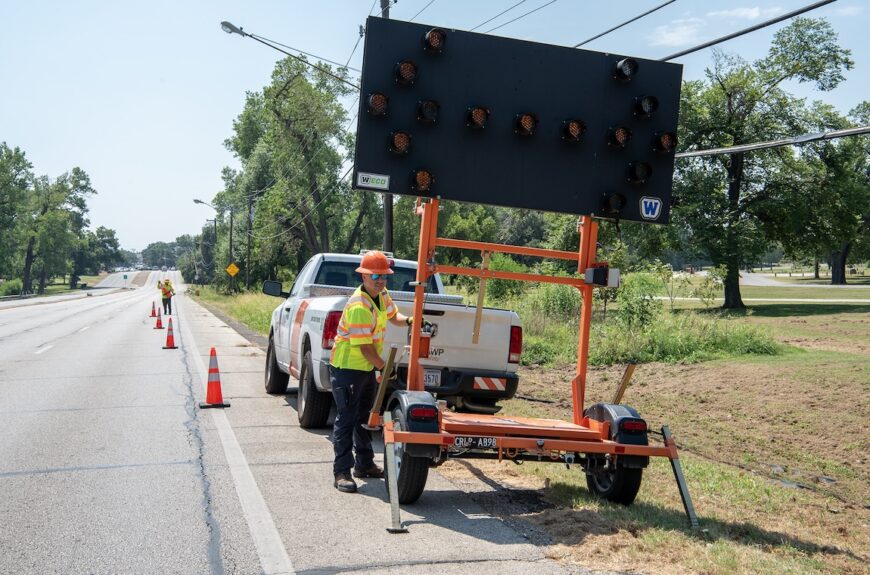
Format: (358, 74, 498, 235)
(163, 318, 178, 349)
(150, 302, 157, 317)
(154, 309, 164, 329)
(199, 347, 230, 408)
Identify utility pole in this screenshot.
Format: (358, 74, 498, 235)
(229, 208, 235, 292)
(380, 0, 393, 253)
(246, 197, 252, 290)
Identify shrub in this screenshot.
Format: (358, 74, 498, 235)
(589, 312, 782, 365)
(535, 283, 582, 319)
(693, 265, 725, 307)
(521, 338, 558, 366)
(488, 253, 528, 301)
(616, 272, 662, 328)
(0, 278, 23, 296)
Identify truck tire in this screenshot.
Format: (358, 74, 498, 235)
(297, 350, 332, 428)
(264, 336, 289, 394)
(385, 406, 429, 504)
(586, 467, 643, 505)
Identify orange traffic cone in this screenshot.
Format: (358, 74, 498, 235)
(150, 302, 157, 317)
(199, 347, 230, 408)
(163, 318, 178, 349)
(154, 308, 164, 330)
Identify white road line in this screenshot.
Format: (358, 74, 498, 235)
(78, 326, 90, 332)
(34, 345, 53, 355)
(177, 295, 296, 575)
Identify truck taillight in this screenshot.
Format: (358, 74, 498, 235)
(322, 311, 342, 349)
(508, 325, 522, 364)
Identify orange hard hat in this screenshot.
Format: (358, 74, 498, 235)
(356, 250, 394, 275)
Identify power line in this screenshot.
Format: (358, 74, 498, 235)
(573, 0, 676, 48)
(660, 0, 837, 61)
(242, 106, 361, 240)
(484, 0, 560, 34)
(245, 164, 355, 242)
(410, 0, 438, 22)
(675, 125, 870, 158)
(470, 0, 529, 32)
(249, 32, 362, 73)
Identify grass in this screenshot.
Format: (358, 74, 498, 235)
(38, 274, 105, 295)
(193, 286, 276, 336)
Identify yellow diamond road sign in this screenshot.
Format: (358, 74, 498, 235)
(226, 262, 240, 277)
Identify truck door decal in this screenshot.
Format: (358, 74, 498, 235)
(289, 299, 310, 378)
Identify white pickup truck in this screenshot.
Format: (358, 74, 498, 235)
(262, 252, 523, 428)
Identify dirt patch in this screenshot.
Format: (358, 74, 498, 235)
(434, 307, 870, 574)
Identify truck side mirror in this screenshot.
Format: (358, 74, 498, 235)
(262, 280, 288, 298)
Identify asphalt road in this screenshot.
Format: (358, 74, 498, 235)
(0, 274, 584, 575)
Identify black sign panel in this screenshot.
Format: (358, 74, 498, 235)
(354, 17, 682, 224)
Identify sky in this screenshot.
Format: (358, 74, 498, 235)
(1, 0, 867, 251)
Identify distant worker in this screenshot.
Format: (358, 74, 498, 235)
(159, 278, 175, 315)
(328, 250, 420, 494)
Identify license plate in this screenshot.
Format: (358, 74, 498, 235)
(424, 369, 441, 386)
(452, 436, 498, 449)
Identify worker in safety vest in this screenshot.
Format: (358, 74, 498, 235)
(159, 279, 175, 315)
(328, 250, 419, 493)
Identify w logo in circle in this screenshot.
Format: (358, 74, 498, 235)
(640, 197, 662, 220)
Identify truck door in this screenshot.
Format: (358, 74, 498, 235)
(275, 260, 314, 368)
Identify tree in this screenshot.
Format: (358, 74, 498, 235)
(675, 18, 853, 308)
(759, 102, 869, 284)
(21, 168, 94, 293)
(0, 143, 33, 276)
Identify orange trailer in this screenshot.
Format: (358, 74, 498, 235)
(371, 198, 699, 533)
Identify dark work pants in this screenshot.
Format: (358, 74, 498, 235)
(329, 365, 377, 475)
(162, 297, 171, 315)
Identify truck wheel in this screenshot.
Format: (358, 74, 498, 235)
(297, 350, 332, 428)
(586, 467, 643, 505)
(264, 336, 289, 394)
(385, 407, 429, 504)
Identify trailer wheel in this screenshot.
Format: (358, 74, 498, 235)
(586, 467, 643, 505)
(264, 336, 289, 394)
(297, 350, 332, 428)
(385, 407, 429, 504)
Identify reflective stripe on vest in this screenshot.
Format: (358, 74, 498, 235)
(330, 286, 391, 371)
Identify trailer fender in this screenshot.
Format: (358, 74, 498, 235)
(584, 402, 649, 469)
(387, 391, 441, 459)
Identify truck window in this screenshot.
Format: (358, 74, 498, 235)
(289, 260, 315, 297)
(314, 261, 438, 293)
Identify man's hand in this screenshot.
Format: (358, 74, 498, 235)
(406, 316, 434, 330)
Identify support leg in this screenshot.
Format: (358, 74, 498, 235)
(384, 412, 408, 534)
(662, 425, 700, 530)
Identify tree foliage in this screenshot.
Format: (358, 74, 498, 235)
(673, 18, 853, 307)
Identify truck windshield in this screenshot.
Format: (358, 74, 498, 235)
(314, 261, 438, 293)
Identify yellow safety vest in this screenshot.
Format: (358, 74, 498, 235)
(161, 283, 174, 298)
(330, 285, 397, 371)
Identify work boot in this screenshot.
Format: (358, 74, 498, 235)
(352, 464, 384, 479)
(334, 472, 357, 493)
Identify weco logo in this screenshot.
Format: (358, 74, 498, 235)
(640, 196, 663, 220)
(356, 172, 390, 190)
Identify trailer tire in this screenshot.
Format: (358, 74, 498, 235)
(297, 350, 332, 428)
(264, 335, 289, 394)
(586, 467, 643, 505)
(385, 407, 429, 504)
